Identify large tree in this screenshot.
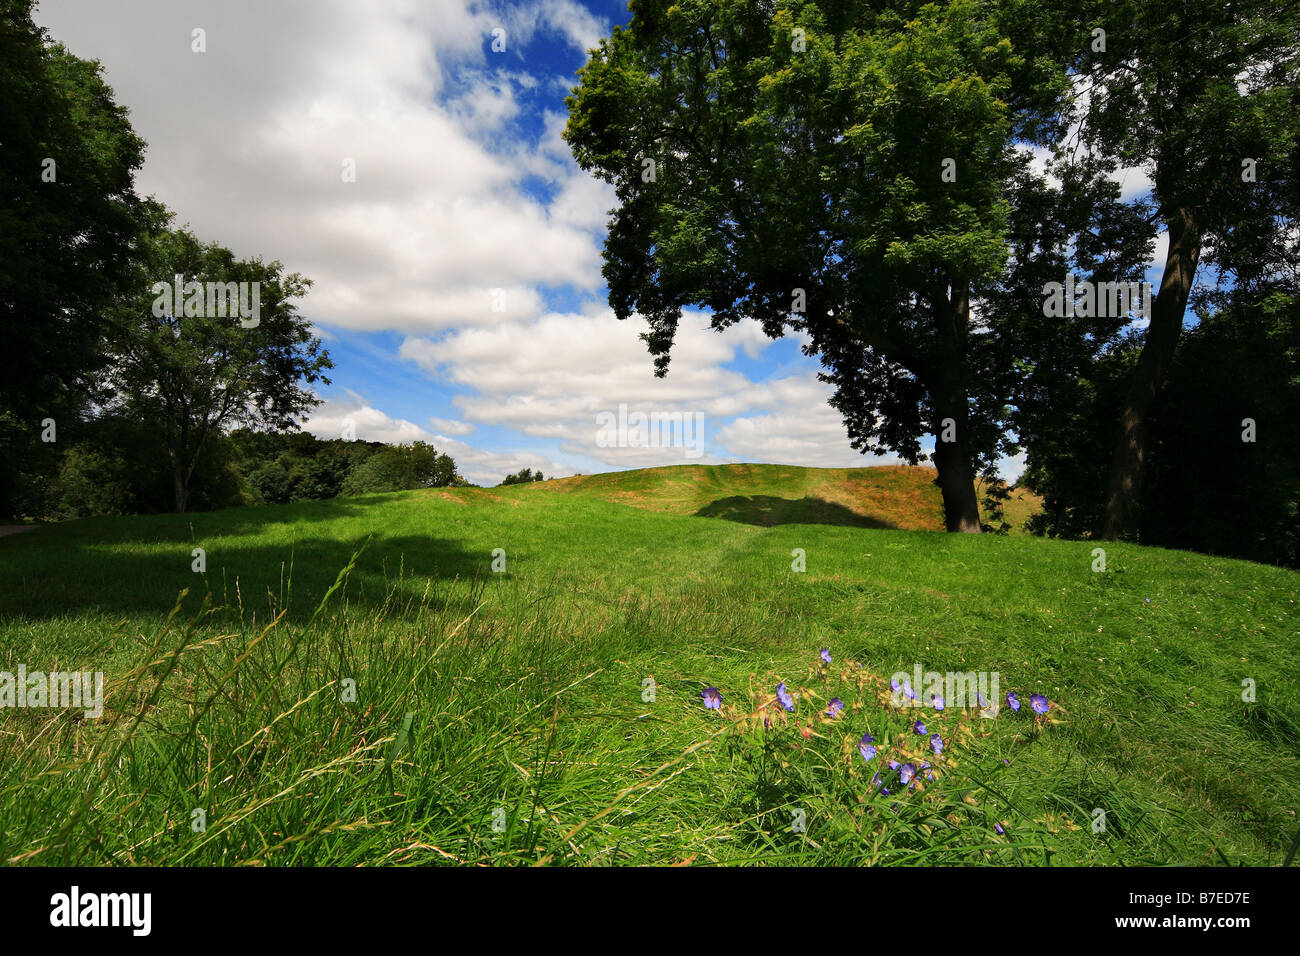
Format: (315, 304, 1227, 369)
(102, 217, 333, 512)
(565, 0, 1077, 531)
(996, 151, 1159, 536)
(0, 0, 146, 516)
(1075, 0, 1300, 538)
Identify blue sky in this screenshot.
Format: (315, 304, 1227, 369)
(37, 0, 1165, 485)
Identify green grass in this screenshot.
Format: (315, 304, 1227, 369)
(0, 464, 1296, 866)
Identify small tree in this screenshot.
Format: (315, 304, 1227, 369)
(102, 219, 332, 512)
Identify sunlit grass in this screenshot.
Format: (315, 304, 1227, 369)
(0, 466, 1295, 865)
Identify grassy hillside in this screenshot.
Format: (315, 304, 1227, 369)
(0, 465, 1295, 866)
(524, 462, 1035, 532)
(538, 463, 947, 529)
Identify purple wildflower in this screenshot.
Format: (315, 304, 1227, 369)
(826, 697, 844, 718)
(994, 823, 1005, 835)
(858, 733, 877, 763)
(1006, 691, 1021, 712)
(932, 694, 945, 711)
(820, 648, 832, 664)
(891, 677, 916, 702)
(929, 733, 943, 754)
(775, 682, 795, 712)
(913, 720, 927, 735)
(899, 763, 916, 786)
(1031, 693, 1050, 715)
(701, 687, 722, 710)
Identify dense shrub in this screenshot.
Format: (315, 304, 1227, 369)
(341, 442, 458, 495)
(500, 467, 544, 486)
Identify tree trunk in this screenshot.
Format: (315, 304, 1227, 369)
(932, 402, 983, 532)
(1101, 206, 1202, 540)
(930, 284, 982, 533)
(172, 466, 189, 514)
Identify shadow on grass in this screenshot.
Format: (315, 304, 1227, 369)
(0, 496, 501, 625)
(694, 495, 896, 530)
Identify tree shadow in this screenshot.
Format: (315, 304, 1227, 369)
(694, 495, 896, 530)
(0, 497, 506, 625)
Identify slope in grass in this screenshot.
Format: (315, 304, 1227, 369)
(0, 468, 1293, 866)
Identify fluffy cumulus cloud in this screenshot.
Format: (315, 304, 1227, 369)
(716, 413, 904, 470)
(37, 0, 613, 334)
(302, 390, 567, 486)
(397, 309, 878, 471)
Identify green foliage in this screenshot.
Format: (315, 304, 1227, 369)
(31, 415, 248, 517)
(230, 429, 375, 506)
(499, 467, 544, 486)
(101, 221, 333, 512)
(1142, 288, 1300, 565)
(0, 2, 147, 516)
(340, 442, 459, 495)
(1073, 0, 1300, 534)
(44, 446, 134, 519)
(246, 462, 297, 507)
(1022, 286, 1300, 566)
(1078, 0, 1300, 277)
(564, 0, 1084, 529)
(28, 424, 464, 518)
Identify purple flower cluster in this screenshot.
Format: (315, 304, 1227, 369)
(1005, 690, 1052, 716)
(700, 650, 1058, 827)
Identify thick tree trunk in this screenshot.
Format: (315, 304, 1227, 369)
(172, 466, 189, 514)
(932, 419, 983, 532)
(930, 284, 982, 533)
(1101, 206, 1202, 540)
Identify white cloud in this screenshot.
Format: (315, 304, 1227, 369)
(535, 0, 609, 56)
(397, 307, 900, 470)
(492, 0, 610, 60)
(715, 412, 901, 469)
(429, 417, 477, 436)
(304, 390, 436, 446)
(302, 391, 566, 486)
(35, 0, 612, 335)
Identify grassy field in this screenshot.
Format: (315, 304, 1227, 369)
(0, 463, 1296, 866)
